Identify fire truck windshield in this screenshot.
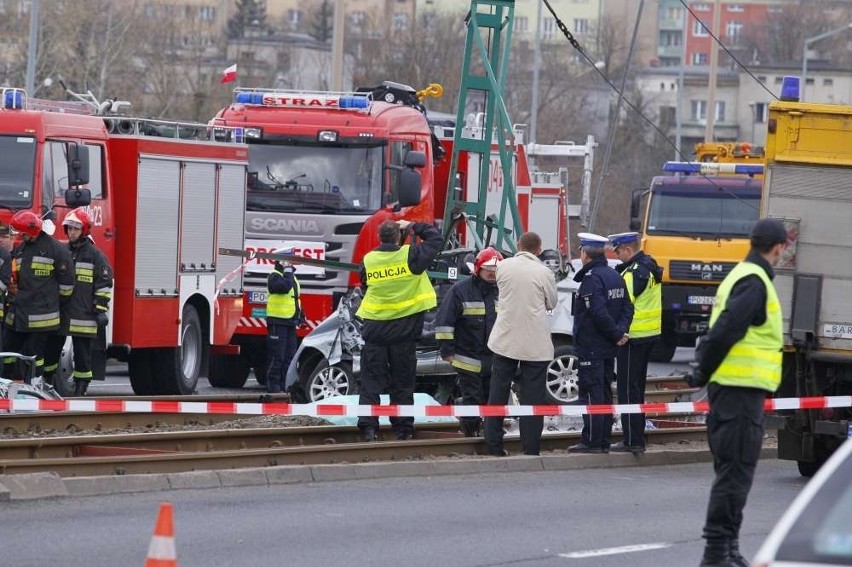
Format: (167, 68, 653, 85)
(647, 182, 761, 238)
(246, 143, 384, 214)
(0, 135, 36, 207)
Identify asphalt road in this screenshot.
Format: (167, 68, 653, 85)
(87, 348, 696, 397)
(1, 457, 806, 567)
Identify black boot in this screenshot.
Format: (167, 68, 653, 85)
(74, 379, 89, 397)
(728, 538, 749, 567)
(699, 540, 734, 567)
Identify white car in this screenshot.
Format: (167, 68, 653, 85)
(753, 439, 852, 566)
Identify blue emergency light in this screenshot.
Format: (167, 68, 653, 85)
(780, 76, 800, 102)
(235, 92, 263, 105)
(663, 161, 764, 176)
(339, 95, 370, 109)
(3, 89, 24, 109)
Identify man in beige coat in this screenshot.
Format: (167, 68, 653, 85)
(484, 232, 558, 456)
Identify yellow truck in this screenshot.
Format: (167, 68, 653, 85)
(630, 160, 763, 361)
(763, 79, 852, 476)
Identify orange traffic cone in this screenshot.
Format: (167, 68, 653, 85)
(144, 502, 177, 567)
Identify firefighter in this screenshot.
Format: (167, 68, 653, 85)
(608, 231, 663, 453)
(356, 219, 442, 442)
(568, 233, 633, 454)
(0, 225, 12, 354)
(687, 219, 788, 567)
(266, 251, 301, 394)
(435, 247, 502, 437)
(43, 209, 113, 396)
(5, 211, 74, 384)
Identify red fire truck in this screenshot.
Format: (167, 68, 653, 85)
(210, 87, 431, 386)
(0, 87, 248, 396)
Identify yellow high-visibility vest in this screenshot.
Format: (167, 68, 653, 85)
(266, 270, 300, 320)
(623, 261, 662, 338)
(709, 261, 782, 392)
(357, 245, 436, 321)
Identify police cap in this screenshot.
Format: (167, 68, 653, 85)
(577, 232, 609, 248)
(607, 232, 640, 249)
(750, 218, 787, 246)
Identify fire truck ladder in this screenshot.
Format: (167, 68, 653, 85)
(441, 0, 521, 254)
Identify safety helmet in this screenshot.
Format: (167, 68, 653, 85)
(63, 207, 92, 237)
(471, 247, 503, 276)
(10, 210, 42, 238)
(539, 249, 562, 273)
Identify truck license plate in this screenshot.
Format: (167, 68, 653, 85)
(688, 296, 715, 305)
(248, 291, 267, 304)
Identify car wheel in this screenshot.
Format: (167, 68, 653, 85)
(546, 345, 579, 404)
(300, 361, 355, 402)
(649, 334, 677, 363)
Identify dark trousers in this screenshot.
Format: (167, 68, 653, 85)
(457, 358, 491, 436)
(357, 339, 417, 434)
(44, 334, 95, 381)
(702, 383, 766, 544)
(267, 323, 297, 393)
(3, 329, 49, 382)
(616, 339, 654, 447)
(484, 354, 548, 455)
(578, 357, 614, 449)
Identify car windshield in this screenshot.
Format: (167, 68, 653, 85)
(647, 182, 760, 238)
(0, 135, 36, 208)
(775, 451, 852, 565)
(246, 143, 384, 214)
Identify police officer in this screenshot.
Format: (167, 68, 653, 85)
(43, 209, 113, 396)
(266, 250, 301, 394)
(568, 233, 633, 454)
(608, 231, 663, 453)
(5, 210, 74, 384)
(356, 219, 442, 442)
(435, 247, 502, 437)
(687, 219, 788, 567)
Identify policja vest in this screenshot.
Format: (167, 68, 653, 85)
(708, 261, 782, 392)
(266, 268, 300, 320)
(357, 245, 436, 321)
(623, 260, 662, 338)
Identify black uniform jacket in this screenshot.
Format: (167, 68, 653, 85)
(572, 255, 634, 360)
(434, 275, 498, 364)
(62, 237, 113, 337)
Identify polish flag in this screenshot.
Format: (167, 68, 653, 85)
(220, 63, 237, 84)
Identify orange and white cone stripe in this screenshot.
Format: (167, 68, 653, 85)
(145, 502, 177, 567)
(1, 395, 850, 417)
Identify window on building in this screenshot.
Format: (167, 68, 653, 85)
(287, 9, 301, 28)
(199, 5, 216, 21)
(727, 4, 744, 12)
(661, 30, 682, 46)
(513, 16, 528, 33)
(659, 106, 676, 128)
(691, 100, 707, 121)
(774, 76, 783, 84)
(692, 52, 708, 65)
(392, 12, 408, 31)
(666, 6, 683, 20)
(693, 20, 709, 36)
(824, 78, 834, 86)
(350, 10, 366, 31)
(725, 21, 743, 43)
(757, 75, 767, 83)
(694, 3, 711, 11)
(543, 17, 556, 40)
(715, 101, 725, 122)
(753, 102, 767, 123)
(574, 18, 588, 34)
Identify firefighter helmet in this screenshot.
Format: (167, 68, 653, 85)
(471, 247, 503, 276)
(63, 208, 92, 237)
(10, 210, 42, 238)
(539, 249, 562, 273)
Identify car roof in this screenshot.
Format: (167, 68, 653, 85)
(754, 440, 852, 565)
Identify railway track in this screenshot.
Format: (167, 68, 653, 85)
(0, 423, 707, 477)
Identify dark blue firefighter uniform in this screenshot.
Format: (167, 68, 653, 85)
(572, 256, 633, 450)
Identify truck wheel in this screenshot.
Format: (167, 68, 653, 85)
(797, 442, 833, 478)
(546, 345, 579, 404)
(156, 305, 202, 395)
(129, 349, 157, 395)
(649, 335, 677, 363)
(51, 337, 76, 398)
(207, 354, 249, 388)
(298, 361, 355, 402)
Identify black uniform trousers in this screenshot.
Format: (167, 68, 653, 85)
(3, 329, 49, 382)
(456, 354, 492, 437)
(615, 338, 655, 448)
(484, 354, 548, 455)
(357, 339, 417, 435)
(702, 383, 766, 544)
(578, 357, 614, 449)
(266, 322, 297, 393)
(44, 334, 95, 381)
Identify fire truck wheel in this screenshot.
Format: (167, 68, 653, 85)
(155, 305, 203, 395)
(207, 354, 250, 388)
(301, 361, 355, 402)
(129, 349, 158, 395)
(546, 345, 579, 404)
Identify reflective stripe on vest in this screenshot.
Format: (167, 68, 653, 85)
(623, 263, 662, 338)
(356, 245, 437, 321)
(266, 271, 299, 319)
(709, 261, 782, 392)
(451, 354, 482, 373)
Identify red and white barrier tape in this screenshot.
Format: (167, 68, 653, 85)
(0, 396, 850, 417)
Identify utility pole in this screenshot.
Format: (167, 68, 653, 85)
(25, 0, 40, 94)
(529, 0, 543, 146)
(331, 0, 345, 90)
(704, 0, 721, 142)
(674, 5, 686, 159)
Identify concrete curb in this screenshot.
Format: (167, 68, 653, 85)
(0, 446, 777, 501)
